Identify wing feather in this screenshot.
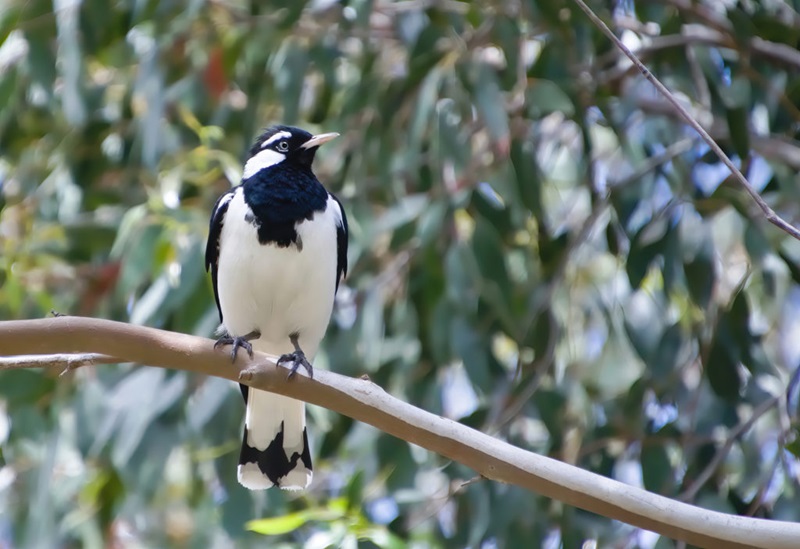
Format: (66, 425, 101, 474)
(329, 194, 349, 292)
(205, 190, 235, 320)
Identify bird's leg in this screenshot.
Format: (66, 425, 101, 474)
(214, 329, 261, 363)
(277, 333, 314, 379)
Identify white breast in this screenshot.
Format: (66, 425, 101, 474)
(216, 187, 340, 359)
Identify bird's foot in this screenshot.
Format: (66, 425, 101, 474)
(214, 330, 261, 363)
(278, 333, 313, 379)
(277, 350, 313, 379)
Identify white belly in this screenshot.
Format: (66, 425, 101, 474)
(216, 188, 339, 359)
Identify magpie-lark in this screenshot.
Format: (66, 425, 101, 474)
(205, 125, 348, 490)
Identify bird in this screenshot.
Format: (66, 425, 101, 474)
(205, 125, 348, 490)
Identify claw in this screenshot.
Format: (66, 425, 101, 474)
(277, 333, 314, 379)
(214, 330, 261, 362)
(277, 351, 314, 379)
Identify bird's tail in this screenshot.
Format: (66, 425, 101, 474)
(237, 387, 312, 490)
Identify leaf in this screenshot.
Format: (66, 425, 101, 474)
(725, 106, 750, 159)
(23, 9, 57, 95)
(376, 436, 417, 490)
(729, 290, 751, 345)
(465, 482, 491, 546)
(469, 63, 510, 149)
(744, 222, 770, 264)
(345, 470, 364, 513)
(491, 16, 521, 89)
(54, 4, 87, 126)
(247, 511, 315, 535)
(641, 444, 672, 495)
(186, 377, 232, 432)
(0, 68, 17, 116)
(624, 291, 665, 364)
(526, 79, 575, 116)
(594, 324, 644, 398)
(373, 194, 428, 234)
(109, 370, 164, 458)
(0, 7, 20, 45)
(684, 239, 716, 310)
(361, 286, 385, 371)
(705, 316, 743, 401)
(356, 527, 407, 549)
(510, 140, 543, 218)
(627, 219, 670, 289)
(471, 218, 511, 301)
(416, 200, 447, 247)
(429, 297, 453, 365)
(271, 41, 308, 124)
(408, 67, 443, 158)
(128, 273, 171, 326)
(526, 307, 555, 360)
(203, 47, 228, 101)
(445, 244, 478, 307)
(275, 0, 308, 29)
(535, 389, 567, 441)
(451, 316, 490, 389)
(472, 181, 513, 236)
(150, 371, 186, 416)
(651, 323, 684, 381)
(786, 430, 800, 459)
(718, 77, 751, 110)
(112, 210, 158, 297)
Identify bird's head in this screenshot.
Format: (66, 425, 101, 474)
(242, 125, 339, 181)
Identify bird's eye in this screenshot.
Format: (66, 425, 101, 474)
(277, 141, 289, 152)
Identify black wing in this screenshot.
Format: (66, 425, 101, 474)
(331, 193, 348, 292)
(205, 190, 235, 321)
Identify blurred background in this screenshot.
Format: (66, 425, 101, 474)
(2, 0, 800, 547)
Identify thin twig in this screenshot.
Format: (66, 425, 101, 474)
(632, 97, 800, 171)
(785, 362, 800, 414)
(679, 394, 781, 502)
(745, 451, 781, 517)
(608, 138, 695, 191)
(684, 28, 711, 111)
(598, 25, 800, 83)
(492, 317, 557, 432)
(0, 353, 124, 375)
(519, 197, 609, 344)
(572, 0, 800, 242)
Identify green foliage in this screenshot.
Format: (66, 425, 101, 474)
(2, 0, 800, 547)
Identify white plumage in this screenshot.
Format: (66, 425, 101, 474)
(216, 189, 343, 490)
(217, 189, 341, 356)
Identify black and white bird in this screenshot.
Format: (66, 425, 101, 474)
(205, 125, 348, 490)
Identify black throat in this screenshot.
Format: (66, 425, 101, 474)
(242, 163, 328, 248)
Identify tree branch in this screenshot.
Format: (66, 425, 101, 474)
(0, 317, 799, 548)
(633, 96, 800, 171)
(678, 393, 782, 502)
(572, 0, 800, 242)
(598, 26, 800, 83)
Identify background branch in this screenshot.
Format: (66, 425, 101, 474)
(0, 317, 798, 549)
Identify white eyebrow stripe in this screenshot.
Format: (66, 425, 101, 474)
(261, 131, 292, 148)
(242, 149, 285, 179)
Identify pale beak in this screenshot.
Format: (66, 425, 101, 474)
(301, 132, 339, 149)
